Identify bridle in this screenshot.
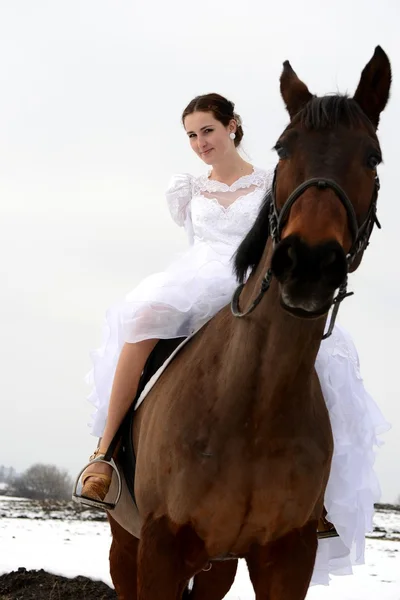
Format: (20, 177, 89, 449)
(231, 166, 381, 339)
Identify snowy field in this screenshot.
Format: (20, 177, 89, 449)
(0, 496, 399, 599)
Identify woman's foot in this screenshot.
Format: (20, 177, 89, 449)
(74, 449, 114, 507)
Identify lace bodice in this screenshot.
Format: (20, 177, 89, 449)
(166, 167, 273, 248)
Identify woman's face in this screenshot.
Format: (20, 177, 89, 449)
(184, 111, 236, 165)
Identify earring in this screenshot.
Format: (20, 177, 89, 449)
(229, 132, 236, 140)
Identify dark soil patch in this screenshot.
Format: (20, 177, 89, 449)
(0, 568, 117, 599)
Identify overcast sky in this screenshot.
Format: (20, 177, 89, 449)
(0, 0, 399, 502)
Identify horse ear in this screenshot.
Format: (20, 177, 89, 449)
(280, 61, 313, 120)
(353, 46, 391, 129)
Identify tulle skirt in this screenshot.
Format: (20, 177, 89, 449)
(85, 239, 389, 586)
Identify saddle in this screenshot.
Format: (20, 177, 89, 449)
(107, 337, 338, 540)
(116, 337, 185, 506)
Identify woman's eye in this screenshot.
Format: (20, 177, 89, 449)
(204, 129, 213, 134)
(367, 155, 381, 169)
(188, 134, 196, 139)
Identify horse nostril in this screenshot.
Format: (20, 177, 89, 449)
(287, 246, 296, 263)
(321, 250, 337, 268)
(272, 237, 347, 288)
(271, 238, 299, 280)
(283, 245, 298, 273)
(320, 244, 348, 288)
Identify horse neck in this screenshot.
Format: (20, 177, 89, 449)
(231, 240, 327, 396)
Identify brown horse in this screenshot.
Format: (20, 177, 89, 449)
(107, 46, 391, 599)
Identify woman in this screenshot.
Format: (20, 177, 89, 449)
(76, 93, 388, 584)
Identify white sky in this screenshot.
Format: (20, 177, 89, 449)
(0, 0, 399, 502)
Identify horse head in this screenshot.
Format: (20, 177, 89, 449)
(269, 46, 391, 318)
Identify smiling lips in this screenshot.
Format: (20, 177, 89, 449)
(201, 148, 213, 156)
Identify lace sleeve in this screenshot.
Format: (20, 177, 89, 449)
(264, 168, 274, 192)
(165, 173, 193, 227)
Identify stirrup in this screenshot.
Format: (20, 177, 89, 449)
(72, 451, 122, 511)
(317, 527, 339, 539)
(317, 514, 339, 539)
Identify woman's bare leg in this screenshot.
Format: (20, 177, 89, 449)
(82, 338, 158, 486)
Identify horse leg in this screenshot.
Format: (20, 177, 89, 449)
(245, 521, 318, 600)
(137, 515, 207, 600)
(108, 514, 139, 599)
(187, 559, 238, 600)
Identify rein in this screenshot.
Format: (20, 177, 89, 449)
(231, 167, 381, 339)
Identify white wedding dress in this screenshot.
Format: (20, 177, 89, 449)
(86, 167, 389, 585)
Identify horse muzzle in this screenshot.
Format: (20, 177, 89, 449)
(270, 235, 348, 318)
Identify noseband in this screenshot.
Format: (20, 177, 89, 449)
(231, 167, 381, 339)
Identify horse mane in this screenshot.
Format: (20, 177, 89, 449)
(233, 189, 272, 283)
(300, 95, 374, 130)
(233, 95, 375, 283)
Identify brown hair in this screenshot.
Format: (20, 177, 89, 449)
(182, 93, 244, 147)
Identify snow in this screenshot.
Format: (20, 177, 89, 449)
(0, 497, 399, 598)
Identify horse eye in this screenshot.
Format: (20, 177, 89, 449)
(275, 144, 288, 160)
(367, 155, 381, 169)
